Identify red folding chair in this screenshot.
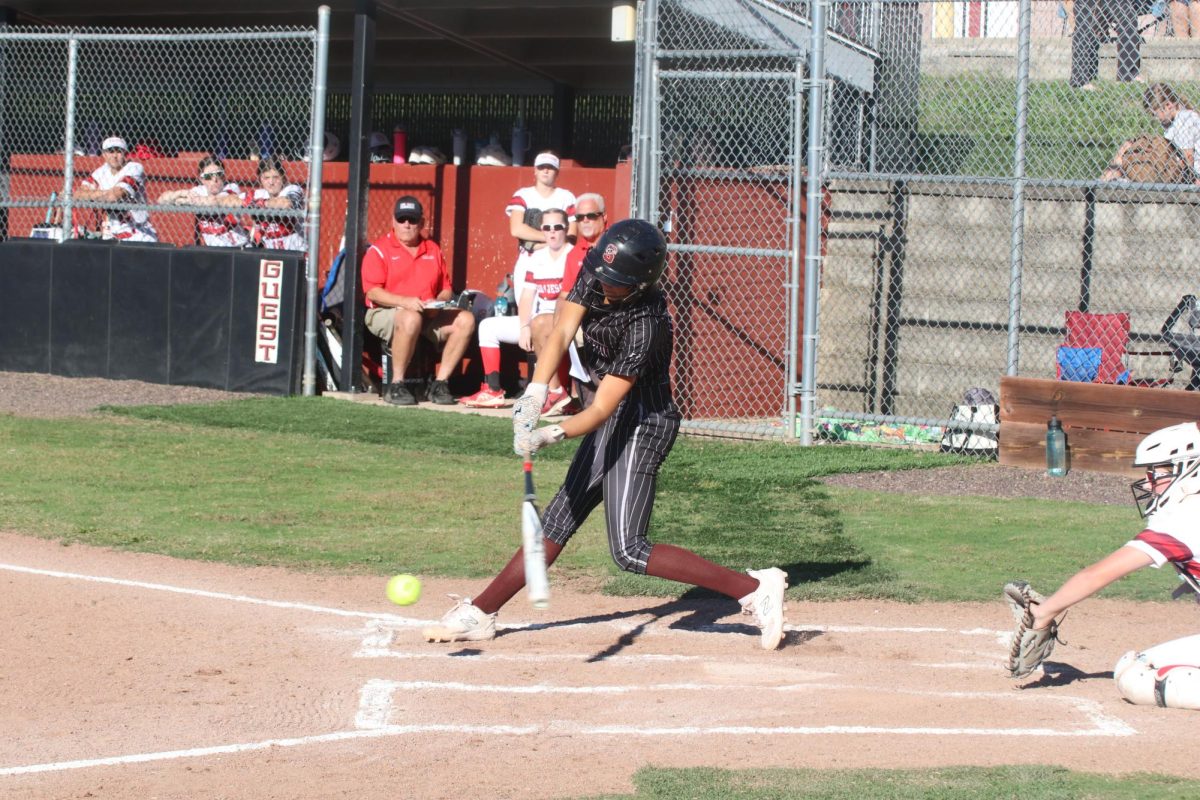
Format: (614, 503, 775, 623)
(1057, 311, 1131, 384)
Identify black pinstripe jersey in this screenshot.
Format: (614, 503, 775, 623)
(566, 287, 675, 411)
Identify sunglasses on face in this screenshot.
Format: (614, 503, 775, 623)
(395, 216, 421, 225)
(541, 223, 567, 232)
(200, 171, 225, 181)
(575, 211, 603, 221)
(103, 147, 125, 154)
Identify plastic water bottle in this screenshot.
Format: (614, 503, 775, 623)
(1046, 416, 1067, 477)
(493, 296, 509, 317)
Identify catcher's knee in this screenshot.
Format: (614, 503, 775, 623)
(1115, 650, 1200, 710)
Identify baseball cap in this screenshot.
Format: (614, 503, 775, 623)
(394, 195, 423, 219)
(102, 136, 128, 152)
(533, 152, 560, 170)
(368, 131, 390, 150)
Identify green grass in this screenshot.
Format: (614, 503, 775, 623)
(0, 397, 1171, 603)
(915, 75, 1200, 179)
(5, 398, 1193, 796)
(585, 765, 1197, 799)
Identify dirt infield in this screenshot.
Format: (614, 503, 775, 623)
(3, 531, 1198, 800)
(1, 372, 1191, 797)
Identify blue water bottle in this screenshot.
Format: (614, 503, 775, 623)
(1046, 416, 1067, 477)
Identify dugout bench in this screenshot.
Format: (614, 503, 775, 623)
(998, 375, 1200, 476)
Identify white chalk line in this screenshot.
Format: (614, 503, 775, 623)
(0, 560, 1121, 779)
(355, 678, 1136, 738)
(0, 724, 539, 777)
(0, 562, 1011, 641)
(0, 562, 405, 622)
(2, 680, 1130, 777)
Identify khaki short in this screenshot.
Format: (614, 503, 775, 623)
(365, 306, 459, 345)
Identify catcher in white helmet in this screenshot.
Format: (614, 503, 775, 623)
(1004, 421, 1200, 710)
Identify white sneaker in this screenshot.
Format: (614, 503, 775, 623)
(422, 595, 497, 643)
(739, 567, 788, 650)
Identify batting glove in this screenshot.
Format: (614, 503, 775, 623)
(515, 424, 565, 456)
(513, 382, 548, 437)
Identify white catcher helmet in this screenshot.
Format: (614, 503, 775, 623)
(1131, 421, 1200, 517)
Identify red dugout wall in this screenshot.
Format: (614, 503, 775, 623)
(6, 156, 823, 418)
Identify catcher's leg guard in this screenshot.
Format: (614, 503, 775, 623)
(1114, 651, 1159, 706)
(1115, 642, 1200, 710)
(1153, 665, 1200, 710)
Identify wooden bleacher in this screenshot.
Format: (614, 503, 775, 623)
(999, 376, 1200, 476)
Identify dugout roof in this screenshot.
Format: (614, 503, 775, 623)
(1, 0, 637, 94)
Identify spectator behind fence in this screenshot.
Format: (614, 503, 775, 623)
(362, 195, 475, 407)
(71, 136, 157, 241)
(518, 209, 575, 414)
(460, 208, 574, 411)
(506, 151, 578, 267)
(1102, 83, 1200, 183)
(1070, 0, 1142, 91)
(1172, 0, 1200, 37)
(157, 155, 247, 248)
(244, 157, 306, 251)
(456, 154, 577, 408)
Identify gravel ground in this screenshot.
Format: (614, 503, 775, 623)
(820, 461, 1134, 506)
(0, 370, 1135, 505)
(0, 370, 253, 418)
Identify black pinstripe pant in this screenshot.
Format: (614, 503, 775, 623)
(540, 396, 681, 574)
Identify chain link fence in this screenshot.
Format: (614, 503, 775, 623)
(637, 0, 1200, 447)
(634, 0, 814, 438)
(0, 24, 321, 252)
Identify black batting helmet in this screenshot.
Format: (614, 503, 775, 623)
(576, 218, 667, 312)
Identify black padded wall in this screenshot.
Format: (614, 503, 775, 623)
(0, 239, 304, 395)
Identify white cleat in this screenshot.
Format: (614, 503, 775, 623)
(422, 595, 497, 643)
(740, 567, 788, 650)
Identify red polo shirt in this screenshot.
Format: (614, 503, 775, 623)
(562, 237, 599, 295)
(361, 233, 450, 307)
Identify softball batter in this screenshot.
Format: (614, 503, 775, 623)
(423, 219, 788, 649)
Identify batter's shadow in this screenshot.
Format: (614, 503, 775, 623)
(498, 597, 740, 661)
(1016, 661, 1113, 688)
(500, 559, 844, 660)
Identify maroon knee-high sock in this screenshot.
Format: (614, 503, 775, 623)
(473, 539, 564, 614)
(644, 543, 758, 600)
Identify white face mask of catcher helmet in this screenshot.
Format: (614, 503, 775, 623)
(1131, 421, 1200, 517)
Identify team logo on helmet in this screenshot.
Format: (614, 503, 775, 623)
(602, 243, 618, 264)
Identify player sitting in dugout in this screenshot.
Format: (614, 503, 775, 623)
(1005, 421, 1200, 710)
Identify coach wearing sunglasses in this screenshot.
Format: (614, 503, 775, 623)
(556, 193, 608, 408)
(561, 193, 607, 298)
(362, 196, 476, 407)
(158, 154, 247, 247)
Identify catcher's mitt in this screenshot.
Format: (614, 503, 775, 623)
(1004, 580, 1063, 679)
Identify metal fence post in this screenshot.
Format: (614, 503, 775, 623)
(799, 0, 828, 445)
(60, 37, 78, 239)
(1006, 0, 1033, 377)
(302, 5, 331, 397)
(632, 0, 658, 220)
